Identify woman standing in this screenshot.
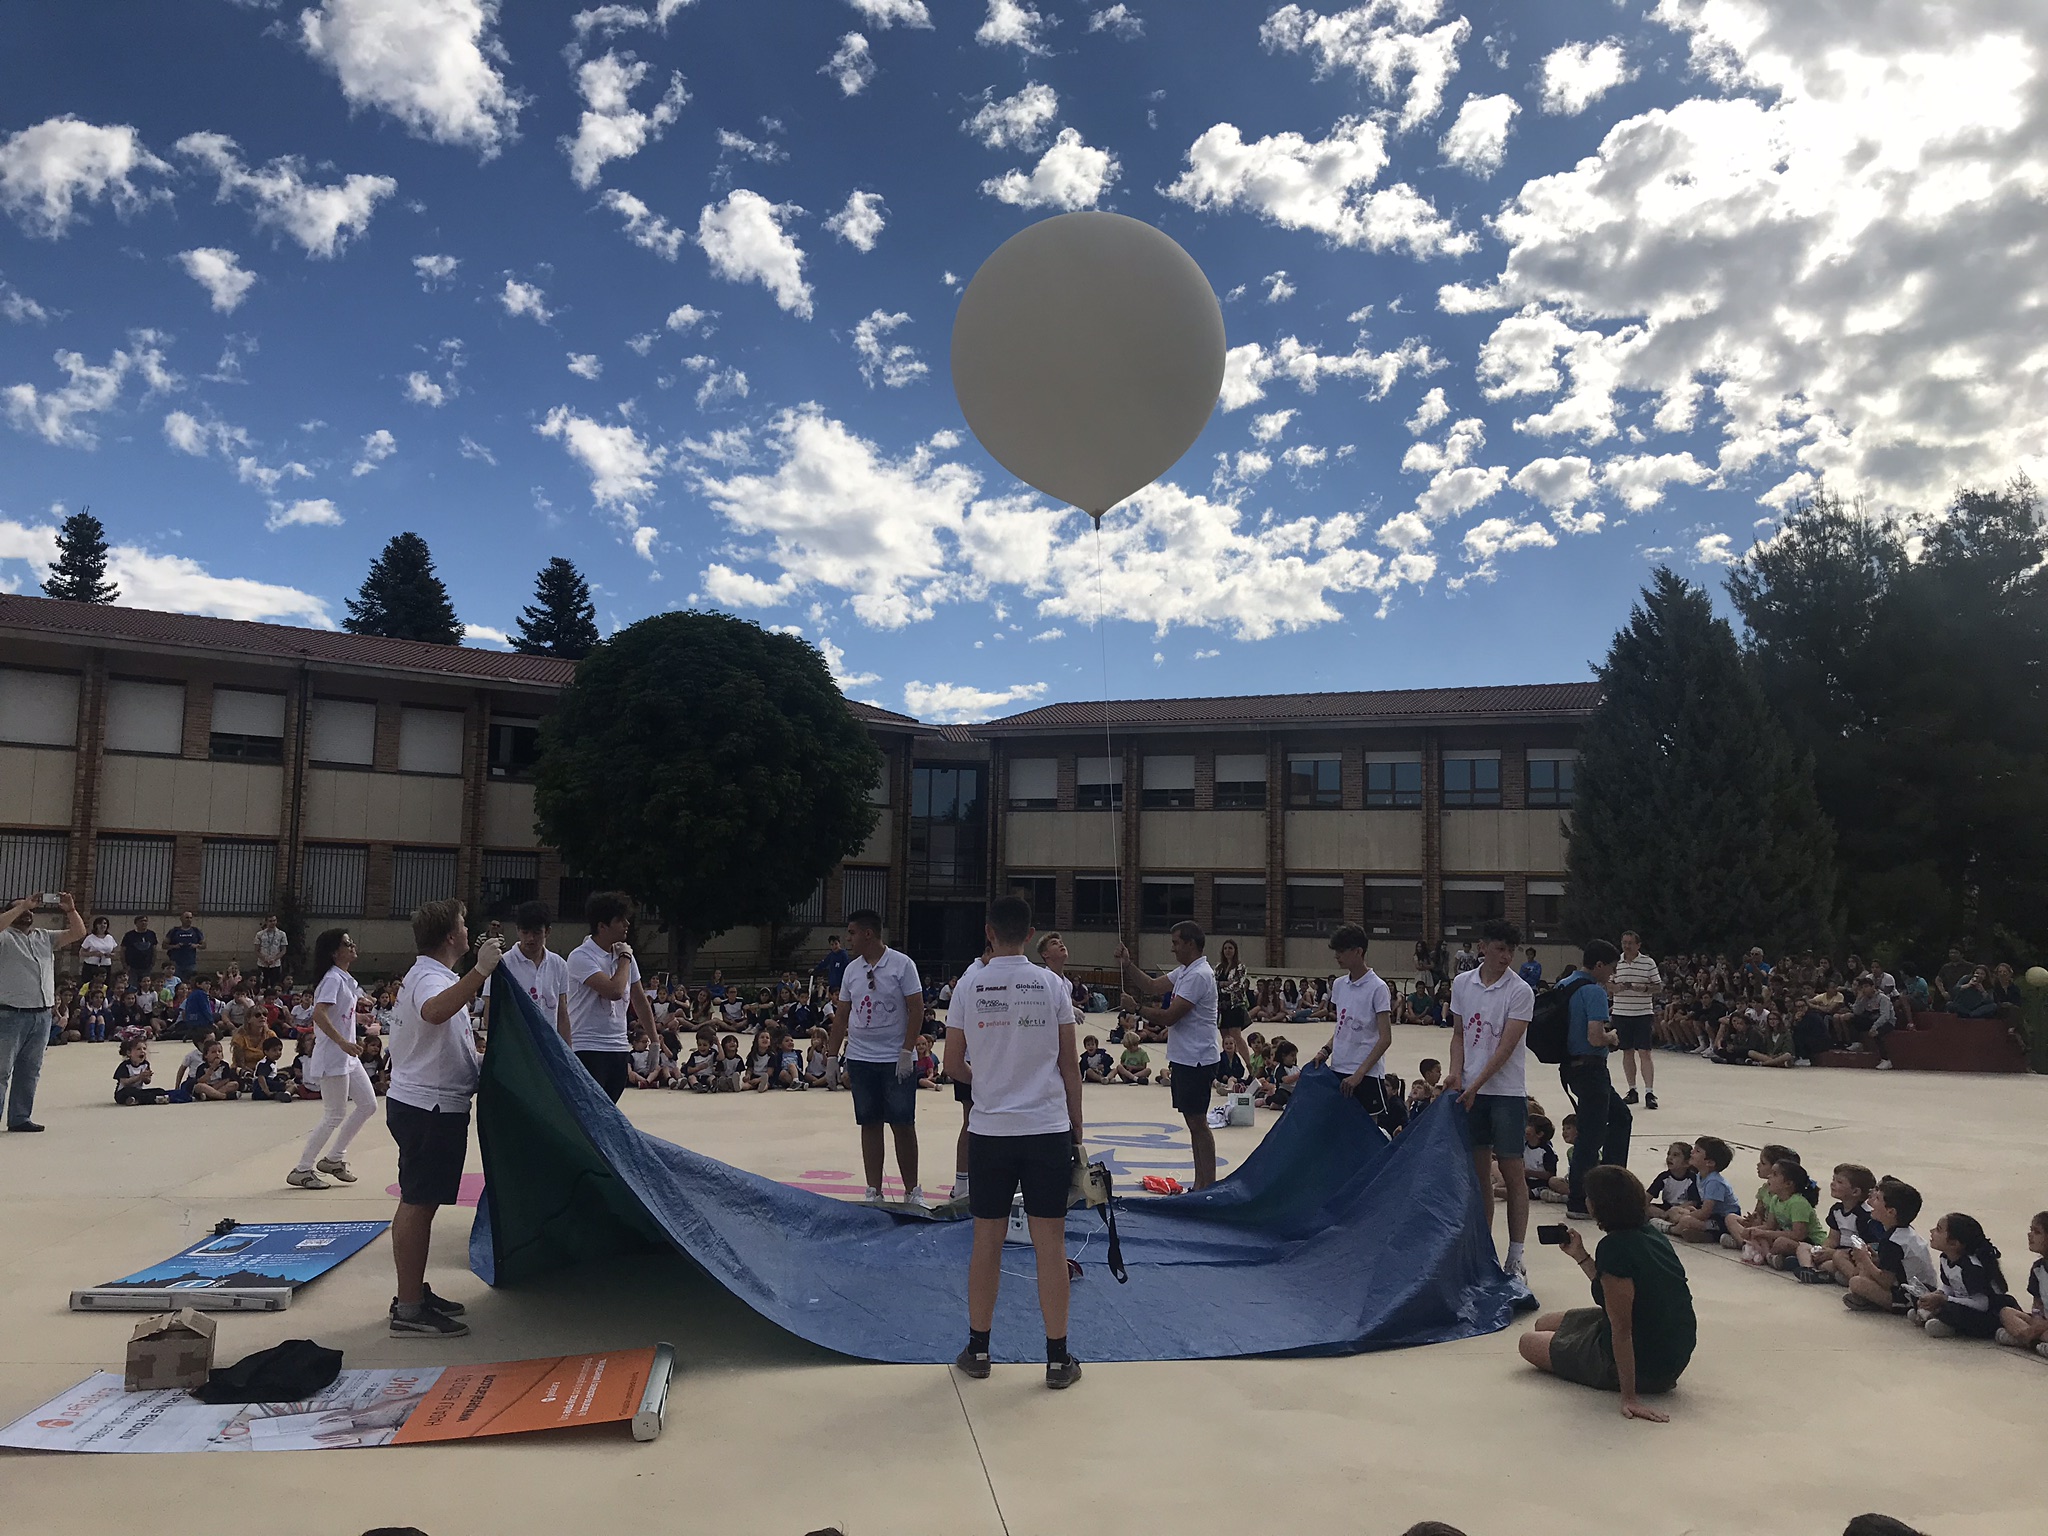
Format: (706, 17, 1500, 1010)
(287, 928, 378, 1191)
(1216, 938, 1250, 1061)
(80, 916, 117, 996)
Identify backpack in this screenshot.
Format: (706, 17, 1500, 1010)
(1528, 973, 1596, 1064)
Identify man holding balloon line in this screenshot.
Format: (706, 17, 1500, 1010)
(1117, 925, 1221, 1191)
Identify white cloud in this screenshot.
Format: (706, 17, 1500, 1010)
(1163, 118, 1471, 257)
(977, 0, 1051, 55)
(1249, 408, 1296, 443)
(1602, 451, 1712, 511)
(1457, 516, 1555, 582)
(820, 34, 876, 95)
(1220, 333, 1439, 411)
(981, 128, 1119, 210)
(0, 117, 170, 237)
(404, 371, 447, 407)
(664, 303, 714, 333)
(175, 132, 396, 258)
(464, 623, 511, 647)
(5, 333, 176, 448)
(265, 497, 344, 531)
(2, 282, 51, 324)
(1260, 2, 1471, 129)
(852, 310, 928, 388)
(824, 189, 887, 251)
(1029, 626, 1064, 641)
(1089, 5, 1142, 40)
(715, 128, 787, 166)
(0, 516, 334, 624)
(847, 0, 931, 26)
(601, 189, 687, 260)
(1212, 449, 1272, 491)
(234, 455, 313, 494)
(818, 636, 881, 688)
(536, 405, 665, 524)
(459, 434, 495, 464)
(563, 49, 688, 189)
(1694, 531, 1737, 566)
(300, 0, 520, 155)
(965, 83, 1059, 150)
(1281, 443, 1327, 469)
(571, 1, 697, 39)
(630, 525, 659, 561)
(566, 352, 603, 380)
(1405, 386, 1449, 433)
(412, 253, 460, 287)
(162, 409, 249, 459)
(1401, 415, 1486, 475)
(693, 364, 748, 409)
(1262, 271, 1296, 303)
(1440, 92, 1518, 174)
(177, 248, 257, 313)
(499, 277, 552, 322)
(904, 679, 1046, 723)
(697, 190, 812, 317)
(1509, 454, 1600, 530)
(350, 427, 397, 475)
(1539, 39, 1632, 116)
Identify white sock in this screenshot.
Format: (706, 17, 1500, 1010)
(1507, 1241, 1525, 1265)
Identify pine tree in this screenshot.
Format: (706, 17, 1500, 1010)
(343, 532, 462, 644)
(512, 557, 600, 659)
(42, 508, 118, 603)
(1565, 567, 1838, 957)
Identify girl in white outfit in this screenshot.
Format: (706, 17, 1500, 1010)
(287, 928, 378, 1190)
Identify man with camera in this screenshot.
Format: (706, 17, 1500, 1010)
(944, 895, 1085, 1389)
(0, 892, 86, 1132)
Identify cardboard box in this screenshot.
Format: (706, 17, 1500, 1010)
(125, 1308, 217, 1392)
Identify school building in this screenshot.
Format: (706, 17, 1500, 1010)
(0, 594, 1596, 982)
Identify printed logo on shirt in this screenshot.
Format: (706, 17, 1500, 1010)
(974, 996, 1010, 1017)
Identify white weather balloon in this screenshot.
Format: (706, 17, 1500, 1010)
(951, 211, 1226, 522)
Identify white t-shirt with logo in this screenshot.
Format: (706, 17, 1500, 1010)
(387, 955, 481, 1113)
(1328, 970, 1392, 1077)
(307, 966, 362, 1081)
(1164, 955, 1221, 1067)
(566, 937, 638, 1053)
(838, 947, 922, 1064)
(501, 943, 571, 1025)
(1449, 965, 1537, 1098)
(962, 955, 1071, 1138)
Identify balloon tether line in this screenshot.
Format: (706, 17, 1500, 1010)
(1093, 515, 1124, 956)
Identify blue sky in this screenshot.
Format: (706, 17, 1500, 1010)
(3, 1, 2042, 720)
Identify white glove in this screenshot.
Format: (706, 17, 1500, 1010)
(474, 938, 504, 976)
(897, 1047, 917, 1082)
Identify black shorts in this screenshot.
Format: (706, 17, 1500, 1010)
(847, 1057, 917, 1126)
(1347, 1073, 1405, 1130)
(1614, 1017, 1655, 1051)
(387, 1098, 470, 1208)
(967, 1131, 1074, 1220)
(575, 1049, 630, 1103)
(258, 965, 283, 991)
(1169, 1059, 1219, 1117)
(953, 1080, 972, 1106)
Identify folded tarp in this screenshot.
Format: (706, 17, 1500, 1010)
(471, 972, 1523, 1363)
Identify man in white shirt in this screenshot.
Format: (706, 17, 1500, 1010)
(386, 898, 502, 1338)
(1611, 930, 1661, 1110)
(0, 892, 83, 1132)
(826, 907, 927, 1204)
(500, 900, 572, 1046)
(564, 891, 655, 1104)
(1446, 918, 1538, 1278)
(945, 895, 1085, 1389)
(1317, 924, 1395, 1129)
(1117, 921, 1221, 1190)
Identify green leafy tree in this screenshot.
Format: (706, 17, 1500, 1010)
(42, 508, 118, 603)
(343, 532, 462, 644)
(532, 611, 883, 974)
(1566, 567, 1838, 956)
(512, 557, 600, 659)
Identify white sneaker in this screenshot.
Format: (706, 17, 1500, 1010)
(1793, 1058, 1811, 1068)
(862, 1187, 884, 1205)
(950, 1179, 969, 1201)
(286, 1167, 331, 1190)
(1874, 1059, 1896, 1070)
(904, 1185, 928, 1208)
(1506, 1251, 1527, 1280)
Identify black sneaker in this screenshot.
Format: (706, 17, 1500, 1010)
(389, 1285, 466, 1318)
(1623, 1088, 1639, 1105)
(391, 1305, 470, 1338)
(1644, 1092, 1659, 1110)
(1045, 1357, 1083, 1390)
(953, 1345, 992, 1380)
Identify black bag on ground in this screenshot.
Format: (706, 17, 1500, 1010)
(193, 1338, 342, 1403)
(1528, 973, 1596, 1065)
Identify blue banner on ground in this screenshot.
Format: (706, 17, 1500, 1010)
(71, 1222, 390, 1311)
(471, 972, 1523, 1363)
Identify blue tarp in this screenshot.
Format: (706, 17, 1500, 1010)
(471, 972, 1526, 1363)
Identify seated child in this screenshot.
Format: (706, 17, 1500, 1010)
(714, 1033, 747, 1092)
(1417, 1058, 1443, 1095)
(1079, 1036, 1115, 1084)
(80, 985, 111, 1044)
(914, 1034, 943, 1091)
(1114, 1037, 1151, 1084)
(1535, 1115, 1578, 1202)
(682, 1027, 721, 1091)
(1661, 1135, 1741, 1240)
(1794, 1163, 1880, 1284)
(113, 1040, 168, 1105)
(805, 1026, 843, 1090)
(248, 1036, 295, 1101)
(1256, 1040, 1299, 1109)
(186, 1040, 242, 1101)
(1994, 1211, 2048, 1358)
(1406, 1077, 1435, 1116)
(1522, 1114, 1558, 1199)
(1244, 1032, 1269, 1081)
(746, 1028, 779, 1092)
(1743, 1158, 1826, 1268)
(1723, 1143, 1799, 1245)
(1214, 1044, 1249, 1094)
(627, 1030, 672, 1089)
(1844, 1177, 1938, 1314)
(1711, 1014, 1755, 1064)
(1747, 1011, 1797, 1068)
(1912, 1213, 2012, 1339)
(1649, 1141, 1699, 1211)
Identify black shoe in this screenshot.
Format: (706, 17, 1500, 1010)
(1566, 1205, 1592, 1221)
(391, 1305, 470, 1338)
(1644, 1092, 1659, 1110)
(1045, 1357, 1083, 1390)
(389, 1285, 466, 1318)
(953, 1345, 991, 1380)
(8, 1120, 44, 1132)
(1623, 1088, 1639, 1105)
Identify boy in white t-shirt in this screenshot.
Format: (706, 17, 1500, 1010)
(1446, 918, 1538, 1278)
(564, 891, 655, 1104)
(826, 908, 927, 1205)
(1117, 923, 1222, 1190)
(499, 900, 572, 1045)
(1318, 924, 1396, 1128)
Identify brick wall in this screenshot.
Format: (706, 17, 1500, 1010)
(1420, 729, 1443, 945)
(1264, 734, 1285, 967)
(366, 842, 395, 921)
(65, 651, 107, 905)
(180, 680, 214, 760)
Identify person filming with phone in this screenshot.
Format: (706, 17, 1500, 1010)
(0, 892, 85, 1132)
(1520, 1165, 1696, 1420)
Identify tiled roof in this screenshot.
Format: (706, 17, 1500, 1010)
(976, 682, 1601, 733)
(847, 699, 919, 727)
(0, 593, 577, 686)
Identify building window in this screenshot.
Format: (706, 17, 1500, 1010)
(1006, 874, 1057, 928)
(1077, 756, 1123, 811)
(1365, 760, 1422, 808)
(308, 698, 376, 766)
(909, 764, 986, 893)
(1214, 753, 1267, 810)
(788, 879, 825, 925)
(1285, 879, 1345, 938)
(1287, 755, 1342, 808)
(104, 679, 185, 756)
(200, 839, 275, 916)
(209, 688, 286, 763)
(0, 668, 80, 746)
(1527, 756, 1576, 808)
(1441, 883, 1506, 939)
(1140, 877, 1194, 931)
(0, 831, 68, 899)
(842, 866, 888, 922)
(480, 851, 540, 920)
(1007, 757, 1057, 810)
(302, 844, 367, 917)
(1212, 879, 1266, 935)
(1442, 756, 1502, 808)
(398, 708, 464, 775)
(95, 835, 175, 912)
(1141, 755, 1195, 809)
(390, 847, 458, 918)
(1528, 882, 1566, 940)
(488, 720, 542, 780)
(1072, 874, 1119, 930)
(1365, 881, 1424, 938)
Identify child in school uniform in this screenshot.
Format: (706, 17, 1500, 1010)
(187, 1039, 242, 1101)
(1913, 1213, 2013, 1338)
(1648, 1141, 1699, 1211)
(804, 1026, 843, 1090)
(627, 1029, 673, 1089)
(1079, 1036, 1115, 1084)
(248, 1036, 295, 1101)
(1740, 1159, 1827, 1268)
(1994, 1211, 2048, 1359)
(1535, 1115, 1577, 1203)
(1794, 1163, 1881, 1284)
(1722, 1143, 1799, 1246)
(1660, 1136, 1742, 1241)
(1255, 1040, 1299, 1109)
(714, 1033, 747, 1091)
(682, 1028, 721, 1091)
(1844, 1177, 1939, 1314)
(1114, 1036, 1151, 1083)
(113, 1039, 168, 1105)
(1522, 1114, 1558, 1201)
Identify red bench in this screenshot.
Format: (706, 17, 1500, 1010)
(1816, 1012, 2029, 1074)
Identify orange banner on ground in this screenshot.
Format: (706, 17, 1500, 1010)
(391, 1348, 655, 1444)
